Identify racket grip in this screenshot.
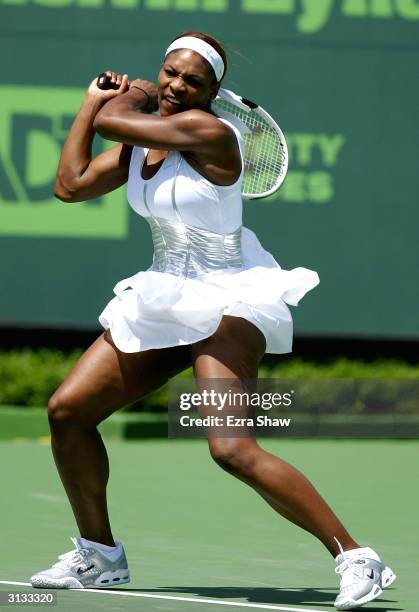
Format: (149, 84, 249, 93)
(97, 72, 131, 90)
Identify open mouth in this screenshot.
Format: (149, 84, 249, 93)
(164, 95, 183, 107)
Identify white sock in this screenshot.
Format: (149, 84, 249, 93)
(336, 546, 381, 562)
(80, 537, 123, 562)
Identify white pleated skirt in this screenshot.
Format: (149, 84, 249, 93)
(99, 227, 319, 354)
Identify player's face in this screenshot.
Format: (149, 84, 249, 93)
(157, 49, 219, 116)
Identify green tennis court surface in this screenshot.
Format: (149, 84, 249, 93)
(1, 438, 416, 611)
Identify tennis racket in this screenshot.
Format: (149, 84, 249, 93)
(212, 88, 288, 200)
(97, 75, 288, 200)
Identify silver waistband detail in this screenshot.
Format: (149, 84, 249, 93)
(143, 179, 168, 271)
(141, 152, 242, 278)
(147, 216, 242, 278)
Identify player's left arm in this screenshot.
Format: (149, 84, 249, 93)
(93, 88, 231, 154)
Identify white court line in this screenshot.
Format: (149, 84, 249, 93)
(0, 580, 330, 612)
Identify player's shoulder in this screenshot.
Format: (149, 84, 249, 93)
(163, 109, 233, 152)
(175, 108, 231, 134)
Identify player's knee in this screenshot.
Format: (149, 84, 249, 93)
(209, 438, 257, 476)
(47, 392, 81, 427)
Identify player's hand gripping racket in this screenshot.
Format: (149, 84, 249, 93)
(97, 72, 130, 90)
(97, 72, 160, 112)
(212, 88, 288, 200)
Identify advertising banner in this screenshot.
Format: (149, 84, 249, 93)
(1, 1, 417, 336)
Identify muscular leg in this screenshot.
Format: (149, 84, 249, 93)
(192, 316, 359, 557)
(48, 330, 192, 546)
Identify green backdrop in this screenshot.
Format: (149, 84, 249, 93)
(1, 0, 418, 339)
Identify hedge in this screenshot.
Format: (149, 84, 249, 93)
(0, 349, 418, 411)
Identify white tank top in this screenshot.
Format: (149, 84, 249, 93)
(126, 117, 244, 235)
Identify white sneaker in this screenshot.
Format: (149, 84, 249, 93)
(30, 537, 130, 589)
(334, 540, 396, 610)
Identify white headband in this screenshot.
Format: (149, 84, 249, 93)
(165, 36, 225, 82)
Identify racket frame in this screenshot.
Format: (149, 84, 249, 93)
(213, 88, 288, 200)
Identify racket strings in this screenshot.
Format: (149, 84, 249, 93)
(212, 99, 287, 198)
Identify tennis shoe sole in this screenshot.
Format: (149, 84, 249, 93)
(335, 565, 396, 610)
(31, 568, 130, 589)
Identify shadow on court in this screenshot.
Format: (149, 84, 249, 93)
(106, 585, 401, 610)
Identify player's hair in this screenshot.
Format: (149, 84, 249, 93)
(169, 31, 228, 83)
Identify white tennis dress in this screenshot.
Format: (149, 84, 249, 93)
(99, 117, 319, 353)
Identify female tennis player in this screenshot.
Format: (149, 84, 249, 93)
(30, 32, 395, 610)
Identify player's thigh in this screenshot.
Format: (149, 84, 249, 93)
(49, 330, 192, 427)
(191, 315, 265, 463)
(192, 314, 266, 380)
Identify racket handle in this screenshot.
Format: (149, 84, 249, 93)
(96, 72, 131, 90)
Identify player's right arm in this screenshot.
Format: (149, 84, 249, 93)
(54, 72, 132, 203)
